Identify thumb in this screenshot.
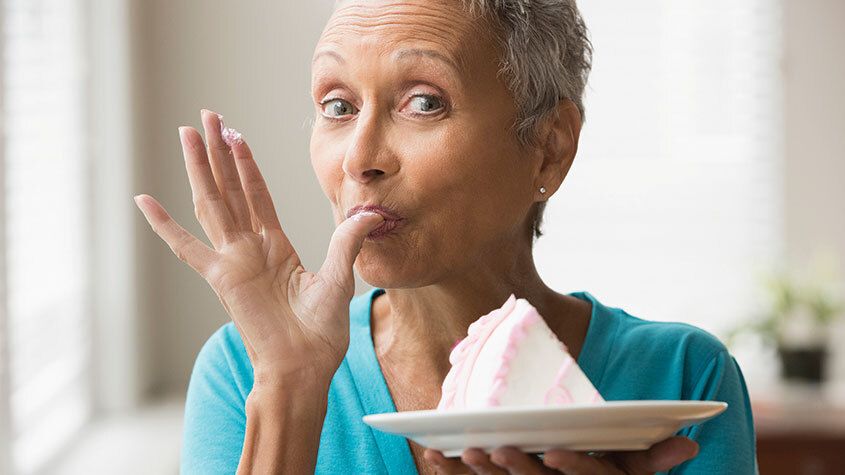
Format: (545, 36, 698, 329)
(318, 211, 385, 291)
(623, 436, 699, 473)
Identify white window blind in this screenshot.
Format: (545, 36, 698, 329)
(535, 0, 783, 337)
(2, 0, 91, 473)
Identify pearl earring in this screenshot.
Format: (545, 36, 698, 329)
(539, 186, 547, 194)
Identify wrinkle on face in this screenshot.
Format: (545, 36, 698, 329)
(309, 0, 534, 290)
(317, 1, 486, 77)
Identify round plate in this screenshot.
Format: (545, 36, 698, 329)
(362, 400, 727, 457)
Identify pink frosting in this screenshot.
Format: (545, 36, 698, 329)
(437, 294, 517, 410)
(485, 307, 541, 406)
(217, 113, 244, 147)
(544, 357, 575, 404)
(438, 295, 603, 410)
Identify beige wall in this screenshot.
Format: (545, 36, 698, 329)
(783, 0, 845, 276)
(130, 1, 845, 398)
(782, 0, 845, 380)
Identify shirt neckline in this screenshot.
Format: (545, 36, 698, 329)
(346, 287, 617, 472)
(346, 287, 417, 474)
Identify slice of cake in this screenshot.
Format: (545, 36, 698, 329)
(437, 294, 604, 410)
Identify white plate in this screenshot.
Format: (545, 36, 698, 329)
(363, 401, 727, 457)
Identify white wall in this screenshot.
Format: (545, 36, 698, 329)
(128, 0, 845, 398)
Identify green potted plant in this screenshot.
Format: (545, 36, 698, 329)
(727, 271, 843, 383)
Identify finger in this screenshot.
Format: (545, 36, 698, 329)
(620, 436, 699, 473)
(228, 138, 283, 234)
(200, 109, 254, 233)
(227, 137, 296, 266)
(542, 449, 609, 475)
(134, 194, 217, 277)
(489, 447, 551, 474)
(318, 211, 385, 293)
(461, 448, 508, 475)
(179, 126, 238, 248)
(424, 449, 473, 474)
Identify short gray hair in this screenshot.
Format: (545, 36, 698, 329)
(461, 0, 593, 240)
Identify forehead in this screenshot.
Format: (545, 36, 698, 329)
(316, 0, 490, 72)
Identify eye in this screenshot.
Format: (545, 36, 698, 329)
(320, 98, 357, 119)
(407, 94, 445, 115)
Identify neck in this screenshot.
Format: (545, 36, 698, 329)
(370, 240, 571, 386)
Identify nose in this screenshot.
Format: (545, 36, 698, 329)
(342, 109, 398, 184)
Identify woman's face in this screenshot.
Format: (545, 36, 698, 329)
(310, 0, 542, 288)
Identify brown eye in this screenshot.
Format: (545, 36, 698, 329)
(408, 94, 444, 114)
(321, 98, 357, 118)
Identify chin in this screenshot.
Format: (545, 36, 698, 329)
(354, 253, 440, 289)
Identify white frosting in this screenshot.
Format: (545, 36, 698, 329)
(438, 296, 604, 410)
(496, 321, 572, 406)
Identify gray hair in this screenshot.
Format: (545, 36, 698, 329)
(461, 0, 593, 240)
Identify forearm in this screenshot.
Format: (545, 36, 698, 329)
(237, 379, 331, 474)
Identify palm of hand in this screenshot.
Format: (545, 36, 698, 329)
(134, 109, 385, 385)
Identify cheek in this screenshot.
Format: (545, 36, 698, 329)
(309, 131, 345, 206)
(400, 125, 527, 233)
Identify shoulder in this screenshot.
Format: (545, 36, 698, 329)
(580, 291, 727, 362)
(613, 307, 727, 364)
(576, 292, 733, 399)
(189, 322, 254, 404)
(196, 321, 250, 368)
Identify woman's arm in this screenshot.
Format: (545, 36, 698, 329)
(180, 324, 337, 475)
(671, 350, 758, 474)
(238, 378, 331, 474)
(135, 109, 385, 472)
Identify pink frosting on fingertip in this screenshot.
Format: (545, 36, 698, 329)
(218, 114, 244, 147)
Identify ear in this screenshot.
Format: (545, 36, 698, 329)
(532, 99, 582, 199)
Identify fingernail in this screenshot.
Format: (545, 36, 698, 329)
(178, 126, 190, 148)
(201, 108, 222, 123)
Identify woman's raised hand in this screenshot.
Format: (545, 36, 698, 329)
(424, 436, 699, 475)
(133, 109, 385, 387)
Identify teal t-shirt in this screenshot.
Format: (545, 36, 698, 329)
(181, 287, 758, 474)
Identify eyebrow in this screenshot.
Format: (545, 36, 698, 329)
(312, 47, 461, 73)
(312, 49, 346, 65)
(393, 48, 461, 73)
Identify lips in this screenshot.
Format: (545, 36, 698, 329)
(347, 204, 405, 239)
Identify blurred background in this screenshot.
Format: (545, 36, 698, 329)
(0, 0, 843, 474)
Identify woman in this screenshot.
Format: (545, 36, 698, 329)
(134, 0, 757, 473)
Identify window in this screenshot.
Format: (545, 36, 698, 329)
(1, 0, 92, 473)
(535, 0, 783, 336)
